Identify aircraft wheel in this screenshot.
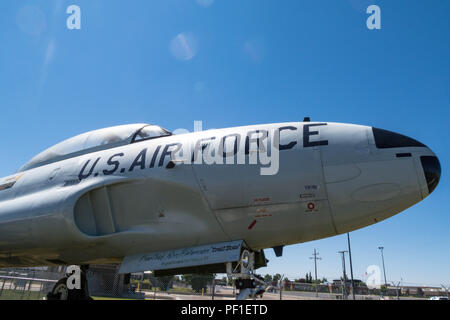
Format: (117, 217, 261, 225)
(48, 278, 70, 300)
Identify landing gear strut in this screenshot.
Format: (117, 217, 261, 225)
(46, 265, 92, 300)
(227, 250, 267, 300)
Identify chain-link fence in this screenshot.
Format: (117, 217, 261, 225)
(0, 265, 147, 300)
(0, 266, 221, 300)
(1, 267, 446, 300)
(0, 267, 66, 300)
(131, 274, 227, 300)
(85, 264, 145, 299)
(277, 280, 449, 300)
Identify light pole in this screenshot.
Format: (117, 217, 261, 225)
(347, 233, 355, 300)
(378, 247, 387, 286)
(310, 249, 322, 298)
(338, 251, 348, 300)
(279, 274, 285, 300)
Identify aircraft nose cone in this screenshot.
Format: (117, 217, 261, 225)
(420, 155, 441, 194)
(372, 127, 427, 149)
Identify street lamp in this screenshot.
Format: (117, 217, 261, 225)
(378, 247, 387, 287)
(338, 251, 348, 300)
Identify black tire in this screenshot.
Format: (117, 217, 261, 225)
(46, 271, 92, 300)
(47, 278, 89, 300)
(47, 278, 70, 300)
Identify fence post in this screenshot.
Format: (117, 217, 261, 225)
(19, 280, 26, 300)
(26, 280, 33, 300)
(0, 278, 5, 297)
(37, 282, 44, 300)
(279, 284, 282, 300)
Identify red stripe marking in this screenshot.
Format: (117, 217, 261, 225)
(248, 220, 257, 230)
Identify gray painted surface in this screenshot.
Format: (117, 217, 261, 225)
(0, 121, 437, 269)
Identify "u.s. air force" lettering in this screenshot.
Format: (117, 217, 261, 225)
(78, 124, 328, 181)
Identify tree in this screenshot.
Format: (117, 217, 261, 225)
(264, 274, 273, 283)
(154, 275, 174, 291)
(273, 274, 282, 283)
(305, 272, 313, 283)
(183, 273, 215, 293)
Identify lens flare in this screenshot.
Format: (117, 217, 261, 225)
(170, 32, 198, 61)
(16, 5, 46, 36)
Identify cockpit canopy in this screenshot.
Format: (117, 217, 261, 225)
(18, 124, 171, 172)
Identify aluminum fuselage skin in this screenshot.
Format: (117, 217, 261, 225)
(0, 122, 437, 267)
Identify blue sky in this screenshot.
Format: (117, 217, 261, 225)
(0, 1, 448, 286)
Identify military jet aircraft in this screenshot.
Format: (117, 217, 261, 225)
(0, 119, 441, 299)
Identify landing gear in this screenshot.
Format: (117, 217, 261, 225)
(46, 265, 92, 300)
(49, 278, 70, 300)
(227, 250, 267, 300)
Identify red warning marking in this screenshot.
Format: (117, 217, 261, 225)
(255, 214, 272, 218)
(307, 202, 315, 210)
(248, 220, 257, 230)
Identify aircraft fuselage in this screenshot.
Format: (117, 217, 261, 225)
(0, 121, 440, 267)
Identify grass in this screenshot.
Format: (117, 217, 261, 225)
(0, 290, 141, 301)
(91, 296, 138, 300)
(168, 287, 195, 294)
(0, 285, 195, 300)
(0, 289, 44, 300)
(138, 286, 195, 294)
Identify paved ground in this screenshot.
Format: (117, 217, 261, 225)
(143, 286, 427, 300)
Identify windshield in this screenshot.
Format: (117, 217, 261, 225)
(132, 125, 172, 143)
(18, 123, 171, 172)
